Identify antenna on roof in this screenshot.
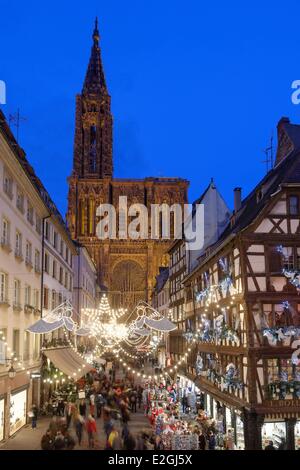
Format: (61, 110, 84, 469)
(8, 108, 27, 143)
(262, 133, 274, 173)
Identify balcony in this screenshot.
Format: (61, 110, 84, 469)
(25, 257, 33, 269)
(13, 302, 22, 312)
(1, 237, 12, 253)
(14, 248, 23, 261)
(24, 304, 34, 314)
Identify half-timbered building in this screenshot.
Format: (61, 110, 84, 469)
(182, 117, 300, 449)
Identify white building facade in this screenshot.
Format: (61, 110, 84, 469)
(0, 111, 49, 440)
(72, 244, 97, 323)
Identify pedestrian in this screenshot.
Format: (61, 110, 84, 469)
(225, 429, 234, 450)
(123, 431, 136, 450)
(74, 413, 84, 446)
(79, 399, 86, 417)
(198, 430, 206, 450)
(64, 430, 76, 450)
(208, 430, 216, 450)
(265, 440, 276, 450)
(89, 393, 95, 416)
(106, 423, 119, 450)
(130, 390, 137, 413)
(54, 430, 65, 450)
(137, 386, 143, 409)
(86, 414, 97, 449)
(41, 430, 54, 450)
(64, 401, 73, 429)
(31, 404, 38, 429)
(95, 392, 104, 418)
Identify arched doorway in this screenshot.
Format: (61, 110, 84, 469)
(110, 260, 146, 310)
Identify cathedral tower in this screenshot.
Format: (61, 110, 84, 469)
(67, 21, 189, 308)
(73, 18, 113, 179)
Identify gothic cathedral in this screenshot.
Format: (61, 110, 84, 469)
(67, 20, 189, 308)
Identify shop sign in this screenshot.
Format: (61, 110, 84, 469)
(267, 399, 300, 408)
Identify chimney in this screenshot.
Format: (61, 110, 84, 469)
(234, 187, 242, 212)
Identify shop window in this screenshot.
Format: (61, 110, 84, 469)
(262, 422, 286, 449)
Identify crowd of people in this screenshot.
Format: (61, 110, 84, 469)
(39, 370, 154, 450)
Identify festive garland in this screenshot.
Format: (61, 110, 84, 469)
(206, 366, 244, 391)
(262, 325, 300, 345)
(183, 323, 239, 344)
(266, 380, 300, 399)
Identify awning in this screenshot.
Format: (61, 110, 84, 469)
(43, 347, 95, 379)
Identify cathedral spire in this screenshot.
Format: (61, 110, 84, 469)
(83, 18, 107, 94)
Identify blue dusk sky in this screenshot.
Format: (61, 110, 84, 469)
(1, 0, 300, 216)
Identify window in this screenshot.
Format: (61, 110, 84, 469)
(16, 188, 24, 212)
(44, 253, 49, 273)
(289, 196, 299, 215)
(25, 241, 32, 265)
(3, 172, 13, 198)
(52, 260, 57, 279)
(34, 289, 39, 309)
(60, 240, 64, 256)
(25, 285, 31, 306)
(15, 231, 22, 256)
(36, 215, 42, 235)
(65, 272, 68, 288)
(35, 250, 40, 272)
(1, 218, 10, 245)
(23, 332, 30, 361)
(65, 247, 69, 263)
(27, 202, 34, 224)
(13, 329, 20, 356)
(89, 125, 97, 172)
(53, 231, 57, 249)
(45, 221, 49, 240)
(13, 279, 21, 306)
(43, 287, 49, 309)
(58, 293, 62, 305)
(0, 328, 7, 364)
(51, 290, 56, 310)
(0, 272, 8, 303)
(59, 267, 63, 284)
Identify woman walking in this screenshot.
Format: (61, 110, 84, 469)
(86, 415, 97, 449)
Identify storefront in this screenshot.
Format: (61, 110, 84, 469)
(295, 421, 300, 449)
(9, 389, 27, 436)
(0, 397, 4, 441)
(235, 413, 244, 450)
(261, 421, 286, 449)
(203, 391, 245, 449)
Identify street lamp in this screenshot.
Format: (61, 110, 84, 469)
(8, 364, 16, 379)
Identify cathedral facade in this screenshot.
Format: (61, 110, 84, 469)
(67, 20, 189, 308)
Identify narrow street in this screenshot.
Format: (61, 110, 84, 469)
(0, 407, 151, 451)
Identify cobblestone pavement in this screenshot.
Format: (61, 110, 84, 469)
(0, 407, 151, 451)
